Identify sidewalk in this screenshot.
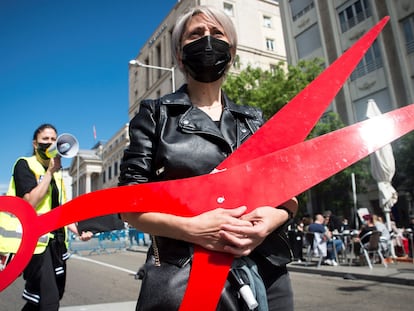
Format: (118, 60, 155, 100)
(287, 257, 414, 286)
(61, 301, 136, 311)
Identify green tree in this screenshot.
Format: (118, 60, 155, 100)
(224, 58, 324, 120)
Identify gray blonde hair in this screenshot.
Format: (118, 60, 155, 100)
(171, 5, 238, 71)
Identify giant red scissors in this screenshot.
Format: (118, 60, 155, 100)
(2, 16, 412, 311)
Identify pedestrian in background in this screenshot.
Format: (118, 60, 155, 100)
(373, 214, 391, 257)
(323, 210, 342, 233)
(309, 214, 344, 266)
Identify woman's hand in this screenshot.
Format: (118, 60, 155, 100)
(67, 223, 93, 241)
(219, 206, 290, 257)
(185, 206, 253, 253)
(47, 156, 62, 174)
(123, 204, 291, 257)
(79, 231, 93, 241)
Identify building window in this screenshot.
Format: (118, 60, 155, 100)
(402, 15, 414, 54)
(295, 24, 321, 59)
(155, 44, 161, 79)
(263, 15, 272, 28)
(114, 161, 118, 177)
(266, 38, 275, 51)
(223, 2, 234, 17)
(350, 40, 382, 80)
(144, 57, 150, 90)
(290, 0, 314, 22)
(338, 0, 371, 33)
(269, 64, 279, 75)
(353, 89, 391, 122)
(102, 170, 106, 184)
(108, 166, 112, 180)
(232, 54, 240, 69)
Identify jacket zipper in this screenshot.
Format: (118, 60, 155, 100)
(151, 235, 161, 266)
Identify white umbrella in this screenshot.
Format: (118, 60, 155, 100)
(366, 99, 398, 239)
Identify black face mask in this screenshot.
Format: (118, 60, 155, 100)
(37, 143, 52, 160)
(182, 35, 231, 83)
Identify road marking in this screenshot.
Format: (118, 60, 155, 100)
(60, 301, 136, 310)
(70, 254, 137, 275)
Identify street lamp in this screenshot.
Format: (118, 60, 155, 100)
(129, 59, 175, 92)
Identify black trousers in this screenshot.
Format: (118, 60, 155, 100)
(265, 270, 294, 311)
(22, 239, 67, 311)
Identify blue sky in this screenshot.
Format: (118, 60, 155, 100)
(0, 0, 178, 193)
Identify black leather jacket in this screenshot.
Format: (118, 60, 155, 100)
(119, 85, 292, 268)
(119, 85, 263, 184)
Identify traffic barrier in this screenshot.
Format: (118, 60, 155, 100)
(68, 229, 129, 256)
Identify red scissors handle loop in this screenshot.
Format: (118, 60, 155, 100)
(0, 197, 40, 287)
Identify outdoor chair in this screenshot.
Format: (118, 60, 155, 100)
(358, 230, 388, 269)
(329, 236, 347, 264)
(305, 232, 326, 268)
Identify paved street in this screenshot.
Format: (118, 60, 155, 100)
(1, 249, 413, 310)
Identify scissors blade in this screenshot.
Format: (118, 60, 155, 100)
(218, 16, 390, 169)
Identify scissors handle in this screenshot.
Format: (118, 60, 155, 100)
(0, 197, 41, 290)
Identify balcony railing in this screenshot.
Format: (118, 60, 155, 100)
(407, 40, 414, 54)
(350, 58, 383, 81)
(292, 1, 315, 22)
(340, 8, 372, 33)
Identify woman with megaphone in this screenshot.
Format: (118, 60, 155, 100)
(1, 123, 92, 310)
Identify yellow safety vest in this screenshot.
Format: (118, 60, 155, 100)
(0, 156, 67, 254)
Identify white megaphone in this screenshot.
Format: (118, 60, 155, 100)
(46, 133, 79, 158)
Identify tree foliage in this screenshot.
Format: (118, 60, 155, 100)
(223, 59, 325, 120)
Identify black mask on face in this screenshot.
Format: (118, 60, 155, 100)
(182, 35, 231, 83)
(36, 142, 52, 160)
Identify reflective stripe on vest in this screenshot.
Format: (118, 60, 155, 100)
(0, 212, 50, 254)
(0, 156, 67, 254)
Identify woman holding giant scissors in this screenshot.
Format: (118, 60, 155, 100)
(119, 5, 298, 311)
(4, 124, 92, 311)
